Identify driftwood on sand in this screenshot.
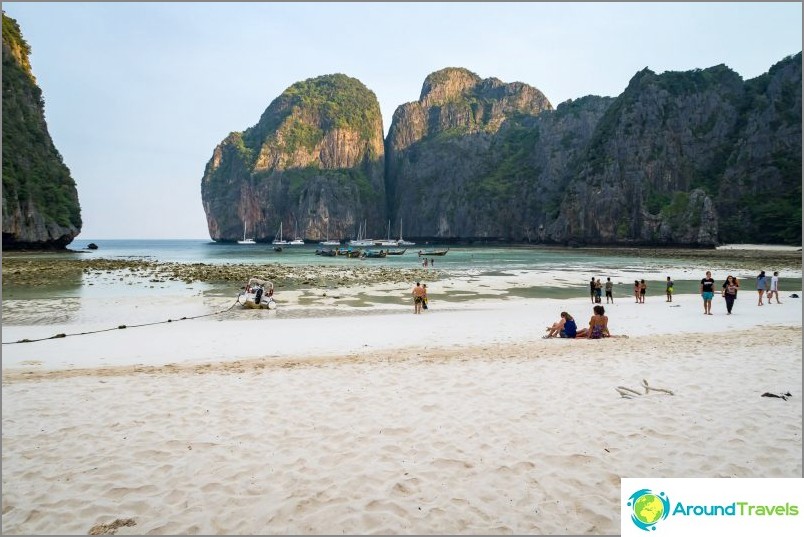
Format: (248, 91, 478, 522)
(616, 379, 674, 399)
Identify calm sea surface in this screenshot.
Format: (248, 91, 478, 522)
(3, 239, 800, 302)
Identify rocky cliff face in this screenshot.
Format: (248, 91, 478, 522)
(2, 14, 82, 249)
(201, 74, 386, 242)
(385, 67, 554, 238)
(549, 53, 802, 246)
(204, 55, 801, 247)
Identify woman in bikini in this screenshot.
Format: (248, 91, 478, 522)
(576, 305, 610, 339)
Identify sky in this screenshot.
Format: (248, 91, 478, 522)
(3, 2, 802, 240)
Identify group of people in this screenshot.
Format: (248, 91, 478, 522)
(411, 282, 429, 314)
(544, 306, 610, 339)
(589, 277, 614, 304)
(700, 270, 781, 315)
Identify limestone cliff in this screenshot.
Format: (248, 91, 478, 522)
(203, 56, 801, 247)
(2, 14, 82, 249)
(385, 67, 554, 238)
(549, 53, 802, 246)
(201, 74, 385, 242)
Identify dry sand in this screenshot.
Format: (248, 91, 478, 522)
(2, 291, 802, 534)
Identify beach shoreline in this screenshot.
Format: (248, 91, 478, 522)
(2, 254, 802, 534)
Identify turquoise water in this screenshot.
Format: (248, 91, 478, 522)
(61, 239, 678, 272)
(5, 239, 800, 303)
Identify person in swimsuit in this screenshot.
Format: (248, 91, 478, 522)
(545, 312, 576, 338)
(576, 305, 609, 339)
(634, 280, 640, 303)
(666, 276, 674, 302)
(412, 282, 426, 314)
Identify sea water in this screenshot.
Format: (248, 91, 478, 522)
(3, 239, 800, 302)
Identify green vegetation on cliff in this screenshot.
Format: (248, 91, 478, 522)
(2, 13, 81, 245)
(282, 74, 381, 141)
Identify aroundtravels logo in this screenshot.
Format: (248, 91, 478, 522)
(627, 489, 671, 531)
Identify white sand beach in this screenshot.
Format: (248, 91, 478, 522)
(2, 289, 802, 534)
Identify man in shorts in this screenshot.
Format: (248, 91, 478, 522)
(605, 277, 613, 304)
(700, 270, 715, 315)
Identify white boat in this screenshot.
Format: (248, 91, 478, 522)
(396, 218, 415, 246)
(348, 220, 374, 247)
(374, 220, 398, 247)
(320, 223, 340, 246)
(272, 222, 289, 246)
(237, 221, 256, 245)
(289, 219, 305, 245)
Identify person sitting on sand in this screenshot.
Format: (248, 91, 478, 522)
(544, 312, 576, 338)
(576, 305, 610, 339)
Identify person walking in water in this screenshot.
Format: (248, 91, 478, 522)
(701, 271, 715, 315)
(412, 282, 426, 314)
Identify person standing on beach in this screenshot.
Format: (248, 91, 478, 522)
(605, 277, 613, 304)
(768, 271, 782, 304)
(590, 277, 597, 303)
(639, 279, 647, 303)
(594, 278, 603, 303)
(722, 275, 739, 314)
(701, 271, 715, 315)
(633, 280, 640, 303)
(756, 271, 767, 306)
(412, 282, 425, 314)
(422, 284, 429, 310)
(666, 276, 674, 302)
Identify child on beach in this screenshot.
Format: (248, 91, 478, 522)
(666, 276, 674, 302)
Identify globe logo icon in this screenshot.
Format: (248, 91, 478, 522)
(627, 489, 670, 531)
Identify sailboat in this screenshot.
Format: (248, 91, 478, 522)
(237, 221, 256, 245)
(375, 220, 398, 247)
(320, 222, 340, 246)
(289, 218, 305, 245)
(272, 222, 288, 245)
(348, 220, 374, 247)
(396, 218, 415, 246)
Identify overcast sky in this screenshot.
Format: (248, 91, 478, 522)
(3, 2, 801, 240)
